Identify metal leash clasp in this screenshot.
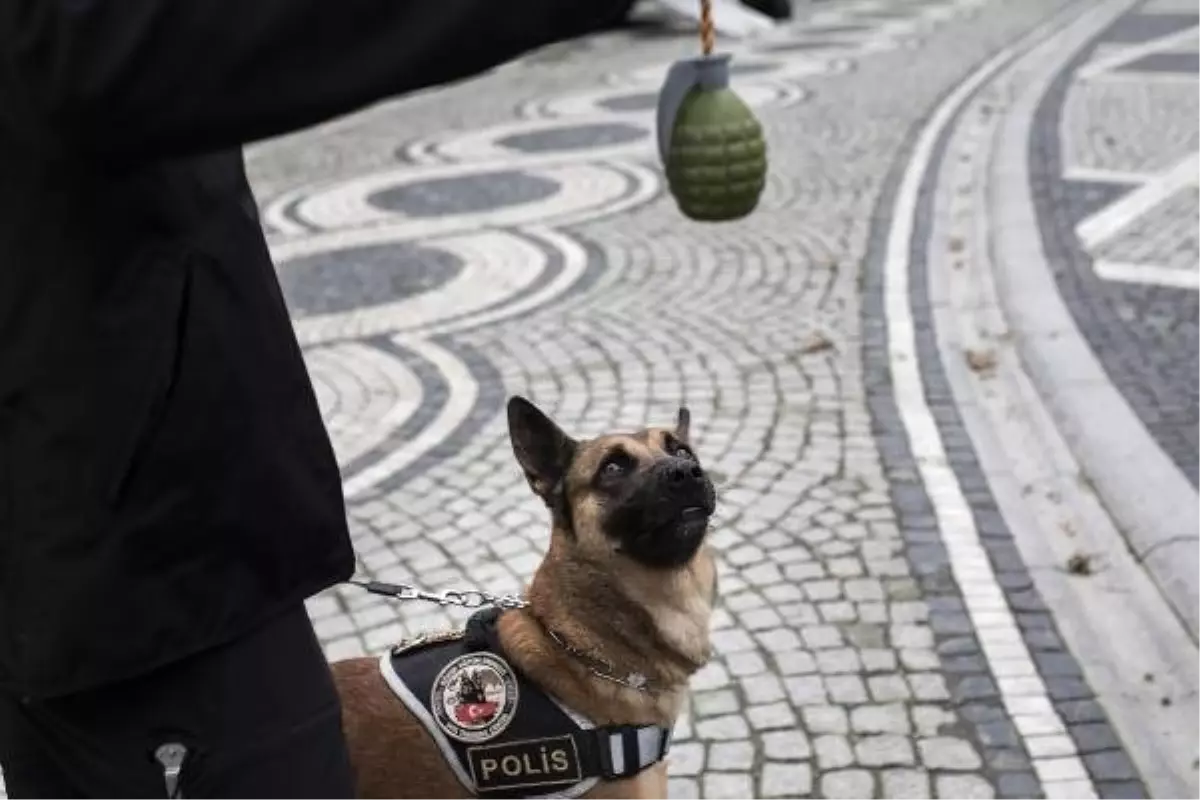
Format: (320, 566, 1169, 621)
(348, 578, 528, 610)
(154, 742, 188, 799)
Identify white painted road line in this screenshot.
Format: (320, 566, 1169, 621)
(1094, 259, 1200, 289)
(1075, 152, 1200, 249)
(881, 5, 1102, 797)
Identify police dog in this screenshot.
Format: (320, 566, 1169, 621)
(331, 396, 719, 798)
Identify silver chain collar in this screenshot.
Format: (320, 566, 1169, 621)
(545, 629, 653, 693)
(348, 578, 654, 693)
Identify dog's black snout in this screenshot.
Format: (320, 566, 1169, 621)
(674, 463, 703, 482)
(662, 458, 704, 487)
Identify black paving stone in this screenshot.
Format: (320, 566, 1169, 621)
(1021, 628, 1065, 651)
(1073, 723, 1122, 753)
(496, 123, 645, 153)
(977, 719, 1023, 749)
(952, 676, 1000, 703)
(938, 637, 982, 656)
(943, 654, 988, 673)
(905, 530, 942, 545)
(761, 41, 842, 53)
(892, 483, 933, 512)
(909, 545, 951, 574)
(959, 704, 1006, 724)
(280, 243, 463, 317)
(1033, 651, 1085, 677)
(370, 171, 559, 215)
(996, 570, 1034, 591)
(929, 611, 974, 635)
(1097, 780, 1150, 799)
(920, 571, 959, 595)
(1046, 677, 1093, 701)
(597, 92, 659, 112)
(927, 596, 967, 613)
(901, 513, 941, 531)
(1016, 612, 1054, 631)
(1117, 51, 1200, 74)
(1098, 12, 1199, 43)
(729, 61, 784, 76)
(1085, 751, 1141, 782)
(1008, 588, 1049, 612)
(803, 24, 871, 33)
(1060, 180, 1134, 227)
(998, 771, 1045, 799)
(1058, 699, 1107, 724)
(988, 748, 1033, 772)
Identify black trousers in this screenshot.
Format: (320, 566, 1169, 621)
(0, 606, 355, 799)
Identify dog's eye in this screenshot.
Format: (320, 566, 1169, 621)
(602, 459, 627, 477)
(599, 452, 634, 480)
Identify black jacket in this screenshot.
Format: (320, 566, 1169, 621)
(0, 0, 631, 698)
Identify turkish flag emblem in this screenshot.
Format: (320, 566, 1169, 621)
(455, 701, 498, 725)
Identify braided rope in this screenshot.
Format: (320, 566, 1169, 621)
(699, 0, 715, 55)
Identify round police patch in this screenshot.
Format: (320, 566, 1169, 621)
(430, 652, 519, 743)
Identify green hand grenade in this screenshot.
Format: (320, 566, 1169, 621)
(655, 5, 768, 222)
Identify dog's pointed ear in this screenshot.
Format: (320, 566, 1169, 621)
(507, 396, 577, 500)
(675, 406, 692, 444)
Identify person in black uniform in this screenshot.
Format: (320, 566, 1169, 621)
(0, 1, 632, 796)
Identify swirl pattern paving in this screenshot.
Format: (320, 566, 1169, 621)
(247, 1, 1168, 798)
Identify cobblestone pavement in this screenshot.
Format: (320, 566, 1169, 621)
(242, 0, 1200, 797)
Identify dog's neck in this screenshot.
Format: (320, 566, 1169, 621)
(497, 538, 716, 727)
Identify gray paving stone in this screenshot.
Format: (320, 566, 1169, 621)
(760, 762, 814, 798)
(936, 773, 997, 799)
(813, 734, 855, 771)
(856, 734, 917, 767)
(762, 728, 813, 760)
(803, 705, 851, 736)
(708, 741, 755, 771)
(821, 769, 876, 799)
(851, 703, 911, 734)
(703, 773, 754, 799)
(668, 777, 701, 799)
(695, 714, 751, 741)
(868, 673, 913, 702)
(668, 742, 706, 777)
(785, 675, 829, 706)
(911, 705, 957, 737)
(882, 768, 933, 799)
(828, 674, 872, 704)
(693, 689, 741, 718)
(748, 701, 798, 731)
(743, 674, 787, 704)
(775, 649, 819, 675)
(920, 736, 984, 770)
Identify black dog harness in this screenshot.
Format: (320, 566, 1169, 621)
(379, 609, 673, 797)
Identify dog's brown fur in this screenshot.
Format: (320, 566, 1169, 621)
(331, 399, 719, 798)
